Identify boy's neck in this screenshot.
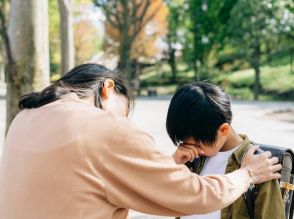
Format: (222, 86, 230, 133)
(220, 129, 243, 152)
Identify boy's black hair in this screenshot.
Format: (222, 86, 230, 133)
(166, 81, 232, 146)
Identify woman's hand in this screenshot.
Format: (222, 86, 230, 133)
(172, 143, 204, 165)
(241, 145, 282, 184)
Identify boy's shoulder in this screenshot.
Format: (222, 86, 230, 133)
(230, 134, 251, 165)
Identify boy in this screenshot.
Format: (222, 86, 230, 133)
(167, 82, 284, 219)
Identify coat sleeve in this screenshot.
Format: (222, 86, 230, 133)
(254, 179, 285, 219)
(100, 120, 250, 217)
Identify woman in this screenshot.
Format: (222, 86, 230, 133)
(0, 64, 281, 219)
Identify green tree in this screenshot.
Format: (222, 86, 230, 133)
(185, 0, 237, 79)
(227, 0, 283, 100)
(49, 0, 61, 75)
(165, 0, 185, 82)
(282, 0, 294, 72)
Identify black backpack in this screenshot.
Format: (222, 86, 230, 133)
(244, 144, 294, 219)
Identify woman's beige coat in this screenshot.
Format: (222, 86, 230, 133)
(0, 95, 250, 219)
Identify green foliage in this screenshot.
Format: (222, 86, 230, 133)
(217, 64, 294, 100)
(45, 0, 294, 96)
(140, 58, 294, 100)
(183, 0, 238, 69)
(165, 0, 185, 44)
(49, 0, 61, 76)
(75, 0, 92, 4)
(227, 0, 279, 59)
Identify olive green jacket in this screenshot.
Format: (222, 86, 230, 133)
(177, 135, 285, 219)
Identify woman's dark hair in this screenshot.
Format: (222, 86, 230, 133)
(166, 81, 232, 146)
(19, 63, 133, 115)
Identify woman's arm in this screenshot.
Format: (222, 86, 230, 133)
(99, 120, 252, 216)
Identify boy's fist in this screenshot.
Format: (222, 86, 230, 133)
(172, 143, 204, 164)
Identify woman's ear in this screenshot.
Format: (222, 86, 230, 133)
(218, 123, 230, 137)
(102, 79, 115, 99)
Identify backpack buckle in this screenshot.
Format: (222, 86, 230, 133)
(280, 182, 294, 191)
(280, 182, 294, 203)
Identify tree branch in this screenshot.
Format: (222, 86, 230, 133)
(95, 1, 123, 29)
(133, 0, 150, 33)
(133, 0, 162, 39)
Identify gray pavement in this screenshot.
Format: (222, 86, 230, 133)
(0, 87, 294, 218)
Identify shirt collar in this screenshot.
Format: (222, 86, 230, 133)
(231, 134, 251, 165)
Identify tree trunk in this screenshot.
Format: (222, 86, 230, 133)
(133, 59, 141, 90)
(251, 45, 261, 101)
(6, 62, 20, 131)
(6, 0, 50, 132)
(290, 47, 294, 73)
(192, 61, 199, 81)
(253, 63, 260, 100)
(192, 29, 200, 81)
(58, 0, 75, 75)
(168, 45, 177, 83)
(119, 35, 132, 82)
(117, 0, 133, 84)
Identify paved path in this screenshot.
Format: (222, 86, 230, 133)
(0, 88, 294, 218)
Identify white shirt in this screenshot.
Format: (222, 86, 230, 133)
(182, 145, 240, 219)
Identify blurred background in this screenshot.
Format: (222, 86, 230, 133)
(0, 0, 293, 218)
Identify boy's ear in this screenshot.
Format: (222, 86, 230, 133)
(218, 123, 230, 137)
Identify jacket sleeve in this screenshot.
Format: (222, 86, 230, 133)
(100, 120, 250, 217)
(254, 179, 285, 219)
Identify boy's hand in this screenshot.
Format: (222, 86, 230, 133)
(172, 143, 204, 164)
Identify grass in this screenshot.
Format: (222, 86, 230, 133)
(140, 61, 294, 100)
(215, 64, 294, 100)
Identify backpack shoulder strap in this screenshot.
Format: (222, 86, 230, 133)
(185, 157, 204, 173)
(243, 144, 264, 219)
(244, 182, 259, 219)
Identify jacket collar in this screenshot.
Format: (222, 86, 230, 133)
(231, 134, 251, 165)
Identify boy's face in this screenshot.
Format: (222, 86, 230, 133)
(184, 136, 225, 157)
(183, 124, 229, 156)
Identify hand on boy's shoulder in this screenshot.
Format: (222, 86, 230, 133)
(241, 145, 282, 184)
